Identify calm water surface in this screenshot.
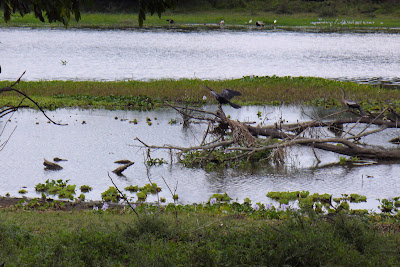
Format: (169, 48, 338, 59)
(1, 106, 400, 209)
(0, 28, 399, 85)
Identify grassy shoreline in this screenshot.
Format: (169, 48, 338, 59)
(0, 77, 398, 111)
(1, 203, 400, 265)
(1, 11, 400, 32)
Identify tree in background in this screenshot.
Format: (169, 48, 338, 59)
(0, 0, 177, 26)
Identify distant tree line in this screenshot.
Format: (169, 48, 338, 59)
(0, 0, 398, 26)
(82, 0, 399, 17)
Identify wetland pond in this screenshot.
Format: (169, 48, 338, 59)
(1, 28, 400, 209)
(2, 105, 400, 210)
(0, 28, 400, 86)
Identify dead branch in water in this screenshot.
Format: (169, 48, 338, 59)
(135, 103, 400, 167)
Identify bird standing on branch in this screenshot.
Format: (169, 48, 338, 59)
(205, 86, 242, 109)
(340, 87, 365, 116)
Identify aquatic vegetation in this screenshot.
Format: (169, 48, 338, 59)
(266, 191, 367, 215)
(80, 185, 92, 193)
(18, 189, 27, 194)
(125, 185, 139, 192)
(209, 193, 231, 203)
(378, 197, 400, 213)
(136, 191, 147, 201)
(168, 119, 177, 125)
(35, 179, 76, 200)
(1, 76, 397, 111)
(15, 198, 66, 210)
(182, 146, 273, 169)
(125, 183, 161, 202)
(146, 157, 167, 166)
(101, 186, 122, 203)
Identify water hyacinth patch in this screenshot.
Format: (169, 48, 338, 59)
(35, 179, 76, 200)
(101, 187, 122, 203)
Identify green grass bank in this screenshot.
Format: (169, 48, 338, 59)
(1, 10, 399, 32)
(1, 205, 400, 266)
(0, 77, 398, 111)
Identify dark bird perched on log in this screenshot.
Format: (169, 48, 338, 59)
(166, 19, 174, 24)
(205, 86, 242, 109)
(340, 87, 365, 116)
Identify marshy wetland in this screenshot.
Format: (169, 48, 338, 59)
(2, 104, 400, 211)
(1, 6, 400, 265)
(1, 28, 400, 210)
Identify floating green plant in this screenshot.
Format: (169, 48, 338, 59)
(101, 187, 122, 203)
(35, 179, 76, 200)
(125, 185, 139, 192)
(80, 185, 92, 193)
(129, 118, 138, 124)
(209, 193, 231, 203)
(168, 119, 177, 125)
(136, 191, 147, 201)
(146, 158, 168, 166)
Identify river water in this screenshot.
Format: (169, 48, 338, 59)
(0, 28, 399, 85)
(2, 106, 400, 210)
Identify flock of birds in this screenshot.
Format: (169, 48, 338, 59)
(205, 86, 366, 116)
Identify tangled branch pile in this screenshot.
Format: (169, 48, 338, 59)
(137, 102, 400, 168)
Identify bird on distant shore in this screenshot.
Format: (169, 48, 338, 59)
(340, 87, 365, 115)
(255, 21, 265, 27)
(166, 19, 175, 24)
(219, 20, 225, 25)
(204, 86, 242, 109)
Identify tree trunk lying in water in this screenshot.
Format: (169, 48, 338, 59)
(136, 103, 400, 165)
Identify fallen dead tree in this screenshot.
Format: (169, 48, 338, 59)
(135, 102, 400, 167)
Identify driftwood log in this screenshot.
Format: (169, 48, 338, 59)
(136, 103, 400, 164)
(43, 159, 63, 170)
(112, 161, 134, 175)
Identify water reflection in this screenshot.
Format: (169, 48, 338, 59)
(1, 106, 400, 210)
